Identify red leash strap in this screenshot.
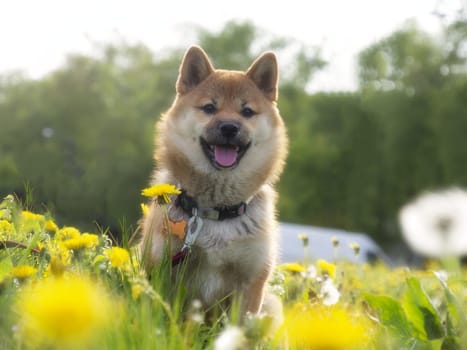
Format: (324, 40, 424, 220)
(171, 249, 188, 267)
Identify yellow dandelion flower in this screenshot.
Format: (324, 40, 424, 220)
(106, 246, 131, 270)
(21, 210, 45, 222)
(317, 259, 337, 279)
(11, 265, 37, 279)
(298, 233, 309, 247)
(61, 238, 84, 251)
(350, 242, 360, 256)
(49, 256, 67, 277)
(46, 244, 72, 269)
(0, 209, 8, 220)
(279, 262, 306, 273)
(55, 226, 81, 241)
(131, 284, 145, 300)
(20, 211, 45, 232)
(283, 304, 371, 350)
(82, 233, 99, 246)
(0, 219, 14, 238)
(16, 276, 113, 347)
(140, 203, 149, 216)
(141, 184, 181, 204)
(45, 219, 59, 232)
(62, 233, 99, 251)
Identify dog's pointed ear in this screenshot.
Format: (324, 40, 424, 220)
(246, 52, 278, 101)
(176, 46, 215, 95)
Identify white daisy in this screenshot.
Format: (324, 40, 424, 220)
(398, 188, 467, 258)
(320, 278, 340, 306)
(214, 326, 246, 350)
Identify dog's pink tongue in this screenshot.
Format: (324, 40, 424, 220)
(214, 146, 238, 167)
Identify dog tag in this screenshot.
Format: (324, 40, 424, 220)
(182, 215, 203, 252)
(168, 219, 187, 240)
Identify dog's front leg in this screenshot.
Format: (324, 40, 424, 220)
(140, 202, 172, 271)
(241, 270, 270, 314)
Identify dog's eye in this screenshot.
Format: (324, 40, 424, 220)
(240, 107, 256, 118)
(201, 103, 217, 115)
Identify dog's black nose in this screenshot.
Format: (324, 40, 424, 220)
(219, 122, 240, 138)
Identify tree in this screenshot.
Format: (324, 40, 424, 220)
(196, 20, 325, 88)
(358, 21, 445, 94)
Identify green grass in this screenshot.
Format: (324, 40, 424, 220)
(0, 194, 466, 349)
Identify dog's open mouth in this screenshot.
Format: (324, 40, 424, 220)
(200, 138, 250, 169)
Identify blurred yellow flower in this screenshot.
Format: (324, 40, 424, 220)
(16, 276, 112, 347)
(62, 233, 99, 251)
(56, 226, 81, 241)
(283, 304, 371, 350)
(317, 259, 336, 279)
(350, 242, 360, 256)
(45, 219, 59, 232)
(141, 184, 181, 204)
(106, 246, 131, 270)
(298, 233, 309, 247)
(131, 284, 145, 300)
(11, 265, 37, 279)
(82, 233, 99, 245)
(0, 209, 8, 220)
(21, 210, 45, 222)
(62, 238, 84, 251)
(20, 210, 45, 232)
(280, 262, 306, 273)
(49, 256, 67, 277)
(140, 203, 149, 216)
(46, 244, 72, 269)
(0, 219, 13, 238)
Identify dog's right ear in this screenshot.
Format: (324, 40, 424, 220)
(176, 46, 215, 95)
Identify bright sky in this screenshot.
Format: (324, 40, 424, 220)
(0, 0, 459, 91)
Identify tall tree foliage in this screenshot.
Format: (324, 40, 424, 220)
(0, 44, 175, 231)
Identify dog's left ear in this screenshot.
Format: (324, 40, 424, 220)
(246, 52, 278, 101)
(177, 46, 215, 95)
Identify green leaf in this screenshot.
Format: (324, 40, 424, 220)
(441, 336, 461, 350)
(403, 277, 444, 341)
(434, 272, 466, 337)
(363, 292, 413, 340)
(412, 338, 442, 350)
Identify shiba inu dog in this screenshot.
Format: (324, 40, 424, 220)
(140, 46, 288, 315)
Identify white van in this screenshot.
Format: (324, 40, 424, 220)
(278, 222, 392, 265)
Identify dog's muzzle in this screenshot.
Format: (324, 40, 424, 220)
(200, 121, 251, 169)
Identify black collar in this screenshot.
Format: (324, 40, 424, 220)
(175, 190, 247, 221)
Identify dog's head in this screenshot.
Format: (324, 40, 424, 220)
(156, 46, 287, 187)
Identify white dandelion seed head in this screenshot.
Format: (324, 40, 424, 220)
(214, 326, 247, 350)
(399, 188, 467, 258)
(305, 264, 317, 279)
(191, 299, 202, 310)
(190, 312, 204, 324)
(320, 278, 340, 306)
